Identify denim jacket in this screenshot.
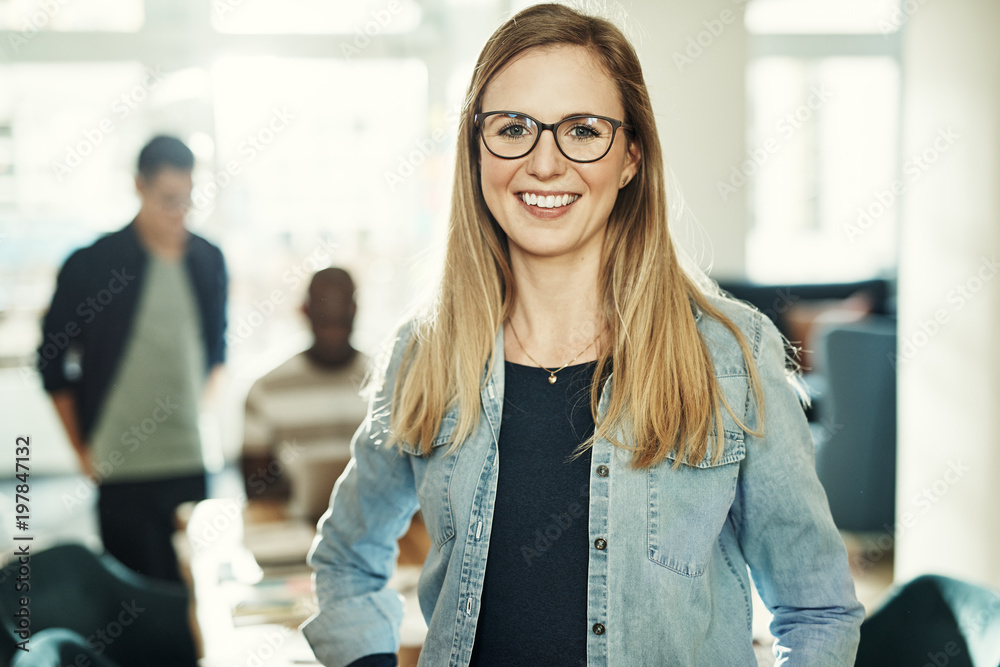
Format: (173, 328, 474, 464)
(302, 297, 865, 666)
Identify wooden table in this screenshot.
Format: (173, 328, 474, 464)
(175, 499, 429, 666)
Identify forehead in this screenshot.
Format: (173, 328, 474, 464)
(310, 289, 354, 320)
(480, 45, 623, 121)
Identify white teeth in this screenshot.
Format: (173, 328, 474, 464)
(520, 193, 579, 208)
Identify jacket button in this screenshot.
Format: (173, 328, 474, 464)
(596, 465, 609, 477)
(594, 538, 607, 550)
(592, 623, 605, 635)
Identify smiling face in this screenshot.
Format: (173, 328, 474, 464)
(478, 45, 640, 267)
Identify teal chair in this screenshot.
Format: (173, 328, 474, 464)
(0, 617, 16, 666)
(814, 318, 897, 532)
(0, 543, 197, 667)
(10, 628, 117, 667)
(857, 574, 1000, 666)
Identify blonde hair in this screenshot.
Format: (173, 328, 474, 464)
(385, 3, 763, 468)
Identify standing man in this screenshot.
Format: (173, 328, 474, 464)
(38, 135, 227, 582)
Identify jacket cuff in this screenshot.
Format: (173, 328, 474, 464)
(301, 589, 404, 667)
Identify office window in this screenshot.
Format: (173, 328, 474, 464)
(211, 0, 422, 35)
(0, 1, 482, 377)
(746, 56, 900, 282)
(209, 57, 427, 238)
(746, 0, 902, 35)
(207, 56, 434, 356)
(0, 0, 143, 32)
(0, 61, 219, 361)
(0, 62, 153, 256)
(744, 2, 902, 282)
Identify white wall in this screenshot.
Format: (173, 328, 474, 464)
(628, 0, 749, 279)
(895, 0, 1000, 589)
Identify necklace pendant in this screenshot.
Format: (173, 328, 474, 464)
(548, 374, 557, 384)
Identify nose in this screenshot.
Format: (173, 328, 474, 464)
(525, 128, 566, 180)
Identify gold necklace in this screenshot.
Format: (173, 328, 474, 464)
(507, 320, 599, 384)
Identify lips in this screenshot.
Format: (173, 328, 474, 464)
(519, 192, 580, 209)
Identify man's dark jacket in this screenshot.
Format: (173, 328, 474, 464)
(38, 221, 227, 441)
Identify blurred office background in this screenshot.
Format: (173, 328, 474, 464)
(0, 0, 996, 595)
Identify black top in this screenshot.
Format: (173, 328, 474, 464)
(346, 655, 396, 667)
(37, 221, 228, 440)
(469, 360, 598, 666)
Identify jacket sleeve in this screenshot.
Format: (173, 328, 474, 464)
(734, 315, 865, 666)
(37, 250, 85, 393)
(301, 338, 420, 667)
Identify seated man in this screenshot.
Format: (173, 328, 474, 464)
(241, 268, 368, 520)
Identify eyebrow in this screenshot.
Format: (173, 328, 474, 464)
(495, 110, 603, 120)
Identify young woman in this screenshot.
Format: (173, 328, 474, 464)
(303, 4, 864, 666)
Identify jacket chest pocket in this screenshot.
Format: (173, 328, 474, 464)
(401, 415, 458, 547)
(647, 432, 745, 577)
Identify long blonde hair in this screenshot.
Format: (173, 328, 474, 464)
(386, 3, 763, 468)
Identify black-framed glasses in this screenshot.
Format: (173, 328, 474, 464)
(474, 111, 632, 163)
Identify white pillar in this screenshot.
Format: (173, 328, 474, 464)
(631, 0, 748, 279)
(895, 0, 1000, 588)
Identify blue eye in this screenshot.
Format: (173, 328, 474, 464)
(498, 121, 531, 139)
(565, 121, 602, 141)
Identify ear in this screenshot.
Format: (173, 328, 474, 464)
(619, 139, 642, 189)
(134, 175, 144, 195)
(300, 302, 310, 320)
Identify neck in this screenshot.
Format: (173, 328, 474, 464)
(306, 345, 355, 369)
(504, 250, 604, 367)
(134, 211, 187, 260)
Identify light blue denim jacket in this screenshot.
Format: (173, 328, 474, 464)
(302, 297, 865, 666)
